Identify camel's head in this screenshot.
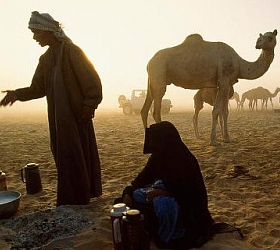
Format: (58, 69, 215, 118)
(256, 29, 277, 52)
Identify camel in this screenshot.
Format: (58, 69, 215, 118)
(229, 92, 241, 111)
(240, 87, 266, 110)
(240, 89, 256, 111)
(193, 87, 234, 138)
(254, 87, 280, 110)
(141, 29, 277, 145)
(241, 87, 280, 110)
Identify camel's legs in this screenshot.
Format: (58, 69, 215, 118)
(193, 108, 202, 138)
(141, 82, 153, 128)
(141, 79, 166, 128)
(235, 94, 241, 111)
(269, 97, 273, 109)
(253, 99, 258, 111)
(262, 98, 272, 109)
(141, 98, 152, 128)
(261, 99, 267, 109)
(221, 100, 230, 142)
(193, 96, 204, 138)
(240, 101, 245, 111)
(153, 95, 163, 123)
(216, 100, 228, 142)
(210, 84, 230, 145)
(150, 80, 166, 124)
(218, 113, 224, 139)
(211, 106, 219, 145)
(236, 101, 241, 111)
(249, 100, 253, 111)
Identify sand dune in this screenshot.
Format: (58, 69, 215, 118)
(0, 109, 280, 249)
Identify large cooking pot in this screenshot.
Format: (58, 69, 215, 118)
(0, 190, 21, 219)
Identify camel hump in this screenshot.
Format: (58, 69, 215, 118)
(182, 34, 203, 45)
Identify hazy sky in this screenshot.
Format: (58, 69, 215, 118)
(0, 0, 279, 113)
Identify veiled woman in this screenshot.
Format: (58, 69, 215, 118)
(120, 121, 214, 249)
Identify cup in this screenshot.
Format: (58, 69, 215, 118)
(0, 171, 7, 191)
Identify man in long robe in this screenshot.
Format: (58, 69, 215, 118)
(0, 11, 103, 206)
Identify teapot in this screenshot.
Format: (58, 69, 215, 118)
(21, 163, 42, 194)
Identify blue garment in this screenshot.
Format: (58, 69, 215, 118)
(132, 187, 151, 203)
(132, 180, 185, 243)
(132, 179, 165, 203)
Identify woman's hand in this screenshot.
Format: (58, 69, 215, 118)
(122, 194, 133, 207)
(0, 90, 17, 107)
(146, 188, 171, 202)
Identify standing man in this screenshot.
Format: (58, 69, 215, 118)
(0, 11, 103, 206)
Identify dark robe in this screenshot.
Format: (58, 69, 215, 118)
(122, 121, 213, 248)
(15, 42, 102, 206)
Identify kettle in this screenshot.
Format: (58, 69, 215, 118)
(0, 171, 7, 191)
(21, 163, 42, 194)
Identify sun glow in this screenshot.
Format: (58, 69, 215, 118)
(0, 0, 280, 112)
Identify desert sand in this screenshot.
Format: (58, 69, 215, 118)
(0, 109, 280, 250)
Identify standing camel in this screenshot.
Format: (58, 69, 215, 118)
(229, 92, 241, 111)
(240, 89, 256, 111)
(193, 87, 234, 138)
(241, 87, 280, 110)
(141, 30, 277, 145)
(255, 87, 280, 109)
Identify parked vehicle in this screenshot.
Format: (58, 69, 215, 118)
(118, 89, 172, 115)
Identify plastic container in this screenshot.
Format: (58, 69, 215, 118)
(110, 203, 129, 250)
(122, 209, 150, 250)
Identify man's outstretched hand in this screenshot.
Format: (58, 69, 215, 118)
(0, 90, 17, 107)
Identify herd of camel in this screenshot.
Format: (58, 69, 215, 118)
(192, 86, 280, 138)
(194, 86, 280, 113)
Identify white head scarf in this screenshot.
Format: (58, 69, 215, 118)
(28, 11, 72, 43)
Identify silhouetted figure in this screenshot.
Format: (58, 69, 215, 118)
(0, 11, 103, 206)
(119, 121, 214, 249)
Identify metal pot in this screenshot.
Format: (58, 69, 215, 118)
(21, 163, 42, 194)
(0, 190, 21, 219)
